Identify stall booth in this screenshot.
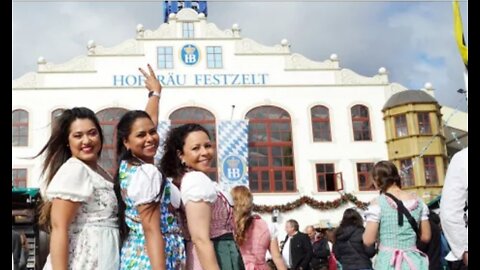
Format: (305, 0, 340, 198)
(12, 187, 48, 270)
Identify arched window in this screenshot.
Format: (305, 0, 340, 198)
(51, 108, 65, 131)
(351, 105, 372, 141)
(246, 106, 295, 193)
(169, 107, 217, 180)
(12, 109, 29, 146)
(96, 108, 128, 176)
(311, 105, 332, 142)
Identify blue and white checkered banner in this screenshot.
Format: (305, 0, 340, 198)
(154, 120, 171, 166)
(217, 120, 249, 191)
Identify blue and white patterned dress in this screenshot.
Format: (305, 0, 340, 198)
(119, 160, 185, 270)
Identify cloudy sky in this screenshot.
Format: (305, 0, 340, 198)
(12, 1, 468, 112)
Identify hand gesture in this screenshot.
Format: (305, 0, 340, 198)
(139, 64, 162, 93)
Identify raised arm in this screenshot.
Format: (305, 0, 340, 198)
(139, 64, 162, 128)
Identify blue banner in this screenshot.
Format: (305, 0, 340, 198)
(217, 120, 249, 191)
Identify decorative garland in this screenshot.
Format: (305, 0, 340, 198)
(253, 193, 370, 213)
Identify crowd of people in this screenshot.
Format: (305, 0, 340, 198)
(14, 64, 467, 270)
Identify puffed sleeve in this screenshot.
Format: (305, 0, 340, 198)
(364, 199, 381, 223)
(46, 158, 94, 202)
(420, 201, 430, 221)
(127, 163, 162, 206)
(181, 171, 217, 205)
(268, 222, 278, 240)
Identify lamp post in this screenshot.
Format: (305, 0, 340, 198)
(272, 209, 280, 223)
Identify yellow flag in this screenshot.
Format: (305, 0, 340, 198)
(453, 0, 468, 69)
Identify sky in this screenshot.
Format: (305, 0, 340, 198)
(12, 1, 468, 112)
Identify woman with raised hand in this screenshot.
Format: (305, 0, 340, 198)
(115, 64, 185, 270)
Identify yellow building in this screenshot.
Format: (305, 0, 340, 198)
(382, 89, 447, 202)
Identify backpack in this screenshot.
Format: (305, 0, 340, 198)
(328, 251, 342, 270)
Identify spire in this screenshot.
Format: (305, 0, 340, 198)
(163, 1, 208, 22)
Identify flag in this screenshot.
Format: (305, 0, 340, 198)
(217, 120, 249, 191)
(453, 0, 468, 69)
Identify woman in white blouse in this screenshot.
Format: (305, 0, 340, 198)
(160, 123, 245, 270)
(36, 107, 120, 270)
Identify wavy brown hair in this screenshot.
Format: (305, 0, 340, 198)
(230, 185, 254, 246)
(33, 107, 104, 231)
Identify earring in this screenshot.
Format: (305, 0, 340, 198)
(181, 160, 187, 167)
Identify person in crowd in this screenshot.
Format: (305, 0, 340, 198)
(19, 232, 30, 270)
(307, 228, 329, 270)
(333, 208, 375, 270)
(280, 219, 313, 270)
(231, 185, 287, 270)
(304, 226, 318, 245)
(160, 123, 245, 270)
(363, 160, 431, 269)
(115, 64, 185, 270)
(114, 109, 166, 270)
(35, 107, 120, 270)
(440, 147, 468, 270)
(12, 228, 22, 270)
(417, 211, 444, 270)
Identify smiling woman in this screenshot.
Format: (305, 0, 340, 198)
(34, 107, 120, 270)
(160, 123, 245, 270)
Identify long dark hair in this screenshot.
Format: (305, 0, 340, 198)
(113, 110, 159, 242)
(371, 160, 402, 193)
(335, 208, 364, 237)
(160, 123, 211, 182)
(34, 107, 104, 231)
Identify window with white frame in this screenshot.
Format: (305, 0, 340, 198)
(207, 46, 223, 68)
(157, 47, 174, 69)
(183, 22, 194, 38)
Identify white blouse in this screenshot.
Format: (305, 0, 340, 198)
(126, 163, 162, 206)
(364, 197, 429, 223)
(180, 171, 218, 205)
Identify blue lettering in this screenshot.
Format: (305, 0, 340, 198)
(125, 75, 138, 86)
(166, 73, 176, 86)
(113, 75, 124, 86)
(195, 74, 203, 85)
(203, 74, 212, 85)
(231, 74, 240, 85)
(212, 74, 221, 85)
(176, 74, 186, 85)
(259, 74, 268, 84)
(242, 74, 251, 85)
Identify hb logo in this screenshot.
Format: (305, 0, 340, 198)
(222, 156, 245, 181)
(181, 44, 199, 65)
